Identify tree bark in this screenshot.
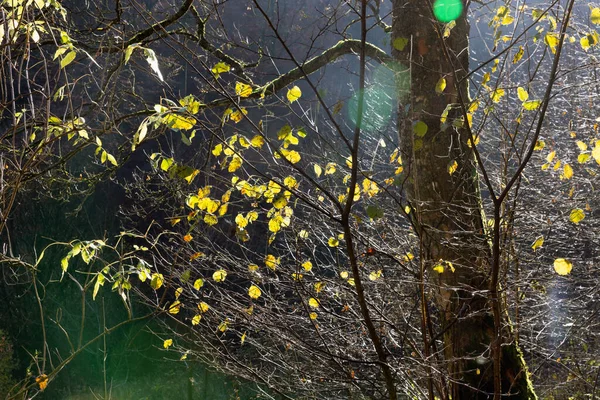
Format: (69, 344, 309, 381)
(391, 1, 536, 398)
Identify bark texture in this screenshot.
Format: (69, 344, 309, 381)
(391, 1, 536, 398)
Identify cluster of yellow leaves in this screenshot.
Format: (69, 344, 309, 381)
(432, 259, 455, 274)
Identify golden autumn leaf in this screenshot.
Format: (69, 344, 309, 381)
(308, 298, 319, 308)
(163, 339, 173, 349)
(287, 85, 302, 102)
(235, 81, 252, 97)
(212, 269, 227, 282)
(553, 258, 572, 276)
(569, 208, 585, 224)
(36, 375, 49, 391)
(531, 236, 544, 251)
(248, 285, 262, 299)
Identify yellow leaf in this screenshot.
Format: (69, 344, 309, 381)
(562, 164, 573, 180)
(308, 298, 319, 308)
(169, 300, 182, 314)
(369, 270, 382, 281)
(265, 254, 279, 270)
(435, 77, 447, 94)
(36, 375, 49, 391)
(212, 143, 223, 156)
(299, 230, 309, 239)
(325, 163, 337, 174)
(191, 315, 201, 325)
(340, 271, 349, 279)
(513, 46, 524, 63)
(163, 339, 173, 349)
(151, 273, 164, 290)
(250, 135, 264, 148)
(230, 108, 247, 123)
(196, 302, 210, 314)
(183, 234, 193, 242)
(433, 264, 444, 274)
(553, 258, 572, 276)
(328, 238, 339, 247)
(228, 154, 243, 172)
(193, 278, 204, 290)
(591, 8, 600, 24)
(592, 143, 600, 164)
(569, 208, 585, 224)
(287, 85, 302, 102)
(314, 164, 322, 177)
(517, 87, 529, 102)
(531, 236, 544, 251)
(218, 319, 229, 332)
(235, 82, 252, 97)
(544, 32, 559, 54)
(314, 281, 325, 293)
(235, 213, 248, 229)
(546, 151, 556, 163)
(576, 141, 588, 151)
(302, 260, 313, 271)
(248, 285, 262, 299)
(309, 312, 318, 320)
(279, 149, 301, 163)
(212, 269, 227, 282)
(578, 153, 590, 163)
(211, 62, 230, 78)
(448, 160, 458, 175)
(523, 100, 541, 110)
(491, 88, 505, 103)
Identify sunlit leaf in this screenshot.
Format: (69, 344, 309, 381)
(151, 273, 164, 290)
(211, 62, 230, 78)
(314, 164, 322, 177)
(328, 238, 339, 247)
(523, 100, 541, 110)
(248, 285, 262, 299)
(491, 88, 505, 103)
(60, 50, 76, 68)
(191, 315, 201, 325)
(561, 164, 573, 180)
(517, 87, 529, 102)
(163, 339, 173, 349)
(250, 135, 264, 148)
(513, 46, 524, 63)
(198, 302, 210, 313)
(308, 298, 319, 308)
(265, 254, 279, 270)
(569, 208, 585, 224)
(212, 269, 227, 282)
(591, 8, 600, 25)
(302, 260, 313, 272)
(553, 258, 572, 276)
(235, 82, 253, 97)
(36, 375, 48, 391)
(287, 86, 302, 103)
(531, 236, 544, 251)
(544, 32, 559, 54)
(435, 77, 447, 94)
(169, 300, 182, 314)
(448, 160, 459, 175)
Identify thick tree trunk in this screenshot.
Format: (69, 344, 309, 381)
(391, 1, 536, 398)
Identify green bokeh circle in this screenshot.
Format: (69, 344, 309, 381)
(433, 0, 463, 23)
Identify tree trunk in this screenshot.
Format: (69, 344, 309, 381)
(391, 1, 536, 398)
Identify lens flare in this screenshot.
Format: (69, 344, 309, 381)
(433, 0, 463, 23)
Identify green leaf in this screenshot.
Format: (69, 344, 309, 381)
(60, 50, 76, 69)
(366, 205, 384, 219)
(413, 121, 428, 137)
(393, 37, 408, 51)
